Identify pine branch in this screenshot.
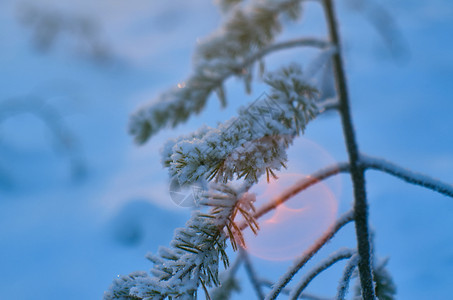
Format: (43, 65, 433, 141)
(336, 254, 359, 300)
(129, 0, 329, 144)
(107, 0, 443, 298)
(105, 183, 258, 299)
(360, 154, 453, 198)
(265, 210, 355, 299)
(321, 0, 375, 297)
(161, 64, 319, 186)
(289, 248, 356, 300)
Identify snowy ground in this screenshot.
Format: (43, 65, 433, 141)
(0, 0, 452, 299)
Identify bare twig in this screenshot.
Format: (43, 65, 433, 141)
(209, 254, 243, 298)
(322, 0, 376, 297)
(318, 97, 340, 113)
(213, 37, 331, 95)
(360, 154, 453, 198)
(289, 248, 356, 300)
(242, 37, 330, 68)
(336, 254, 359, 300)
(265, 210, 354, 299)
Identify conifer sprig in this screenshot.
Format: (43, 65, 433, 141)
(128, 0, 310, 144)
(161, 64, 319, 186)
(104, 183, 258, 300)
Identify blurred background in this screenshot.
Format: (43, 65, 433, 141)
(0, 0, 452, 299)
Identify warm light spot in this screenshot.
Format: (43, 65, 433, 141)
(177, 82, 186, 88)
(264, 205, 309, 224)
(243, 173, 338, 261)
(286, 136, 343, 201)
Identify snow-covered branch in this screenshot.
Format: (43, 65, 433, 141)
(289, 248, 356, 300)
(106, 0, 450, 298)
(129, 36, 328, 144)
(360, 154, 453, 198)
(336, 253, 359, 300)
(265, 210, 355, 299)
(245, 37, 330, 66)
(162, 64, 319, 186)
(105, 183, 257, 299)
(129, 0, 328, 144)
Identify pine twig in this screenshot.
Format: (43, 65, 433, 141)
(130, 36, 330, 144)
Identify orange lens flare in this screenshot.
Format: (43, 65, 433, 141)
(286, 136, 342, 200)
(243, 172, 338, 261)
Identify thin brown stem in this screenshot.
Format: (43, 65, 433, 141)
(239, 162, 350, 231)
